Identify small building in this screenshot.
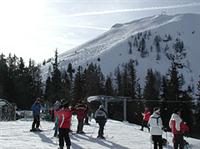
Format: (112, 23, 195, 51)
(0, 99, 16, 121)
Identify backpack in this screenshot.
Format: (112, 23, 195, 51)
(95, 109, 107, 123)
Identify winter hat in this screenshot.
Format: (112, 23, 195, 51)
(154, 107, 160, 114)
(173, 108, 180, 114)
(61, 100, 69, 108)
(35, 98, 40, 103)
(99, 105, 104, 109)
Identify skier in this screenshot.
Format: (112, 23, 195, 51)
(57, 101, 72, 149)
(148, 108, 163, 149)
(169, 109, 189, 149)
(74, 101, 87, 133)
(54, 100, 61, 111)
(31, 98, 41, 131)
(84, 102, 90, 125)
(95, 105, 107, 139)
(141, 107, 151, 131)
(53, 100, 61, 137)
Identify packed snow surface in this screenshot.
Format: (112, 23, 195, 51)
(0, 117, 200, 149)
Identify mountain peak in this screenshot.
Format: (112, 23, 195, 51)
(42, 13, 200, 94)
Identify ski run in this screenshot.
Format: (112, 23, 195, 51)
(0, 116, 200, 149)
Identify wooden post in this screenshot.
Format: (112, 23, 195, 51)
(123, 98, 127, 121)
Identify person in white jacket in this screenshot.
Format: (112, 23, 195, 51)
(95, 105, 107, 139)
(148, 108, 163, 149)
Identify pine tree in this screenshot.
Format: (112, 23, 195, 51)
(167, 63, 182, 100)
(136, 81, 142, 99)
(67, 63, 74, 82)
(127, 60, 136, 98)
(128, 41, 132, 54)
(28, 59, 43, 102)
(62, 71, 71, 100)
(196, 77, 200, 99)
(166, 38, 186, 68)
(161, 76, 168, 99)
(83, 63, 105, 97)
(73, 66, 84, 100)
(122, 64, 130, 96)
(195, 77, 200, 133)
(0, 53, 42, 109)
(44, 76, 52, 101)
(6, 54, 18, 102)
(105, 76, 114, 96)
(143, 69, 160, 107)
(97, 65, 105, 95)
(144, 69, 159, 100)
(115, 67, 123, 96)
(154, 35, 161, 53)
(133, 37, 138, 47)
(0, 54, 8, 98)
(46, 50, 63, 103)
(139, 38, 147, 57)
(15, 57, 29, 107)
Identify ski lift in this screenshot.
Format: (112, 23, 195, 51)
(87, 95, 132, 121)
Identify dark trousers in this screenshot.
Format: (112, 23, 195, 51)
(152, 135, 163, 149)
(54, 123, 58, 137)
(32, 115, 40, 129)
(174, 134, 184, 149)
(84, 116, 89, 124)
(77, 119, 84, 132)
(98, 122, 105, 137)
(59, 128, 71, 149)
(141, 120, 150, 132)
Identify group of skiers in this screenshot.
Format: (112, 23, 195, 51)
(31, 98, 190, 149)
(31, 98, 107, 149)
(141, 107, 189, 149)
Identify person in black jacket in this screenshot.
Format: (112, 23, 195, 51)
(95, 105, 107, 139)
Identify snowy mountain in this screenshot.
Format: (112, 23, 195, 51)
(41, 13, 200, 93)
(1, 117, 200, 149)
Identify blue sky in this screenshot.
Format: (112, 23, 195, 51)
(0, 0, 199, 63)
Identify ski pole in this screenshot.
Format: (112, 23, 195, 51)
(166, 131, 168, 149)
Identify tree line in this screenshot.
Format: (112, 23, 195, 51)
(0, 53, 42, 109)
(44, 49, 200, 135)
(0, 50, 199, 135)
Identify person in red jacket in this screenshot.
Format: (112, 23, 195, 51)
(140, 107, 151, 131)
(169, 109, 189, 149)
(74, 101, 87, 133)
(180, 122, 189, 135)
(57, 101, 72, 149)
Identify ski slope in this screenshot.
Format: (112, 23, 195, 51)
(0, 117, 200, 149)
(41, 13, 200, 94)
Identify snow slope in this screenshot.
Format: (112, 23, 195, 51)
(0, 117, 200, 149)
(41, 13, 200, 92)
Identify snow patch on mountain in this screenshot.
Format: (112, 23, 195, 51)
(41, 13, 200, 94)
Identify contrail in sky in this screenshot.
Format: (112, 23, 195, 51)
(64, 24, 109, 31)
(67, 2, 200, 17)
